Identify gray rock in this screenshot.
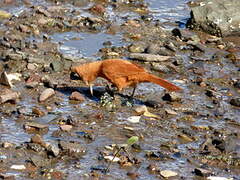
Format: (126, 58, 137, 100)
(129, 53, 171, 62)
(59, 141, 86, 155)
(50, 60, 63, 72)
(128, 43, 146, 53)
(187, 0, 240, 37)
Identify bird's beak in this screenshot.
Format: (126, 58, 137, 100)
(89, 84, 93, 96)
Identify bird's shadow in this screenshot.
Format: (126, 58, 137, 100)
(54, 85, 145, 105)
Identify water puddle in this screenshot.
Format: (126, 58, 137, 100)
(51, 31, 125, 58)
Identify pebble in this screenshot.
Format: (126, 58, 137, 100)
(0, 71, 12, 87)
(27, 63, 38, 70)
(31, 134, 45, 146)
(10, 165, 26, 170)
(127, 116, 141, 123)
(165, 108, 177, 115)
(162, 92, 182, 102)
(47, 144, 60, 157)
(60, 124, 73, 132)
(24, 122, 49, 132)
(2, 142, 14, 148)
(50, 61, 63, 72)
(39, 88, 55, 102)
(229, 97, 240, 107)
(194, 168, 212, 177)
(59, 141, 86, 155)
(104, 155, 120, 162)
(160, 170, 178, 178)
(32, 107, 45, 116)
(134, 105, 159, 118)
(69, 91, 85, 102)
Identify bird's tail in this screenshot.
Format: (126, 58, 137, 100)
(144, 73, 181, 91)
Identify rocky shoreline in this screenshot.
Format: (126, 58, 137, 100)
(0, 0, 239, 179)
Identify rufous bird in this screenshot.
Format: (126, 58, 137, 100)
(70, 59, 181, 96)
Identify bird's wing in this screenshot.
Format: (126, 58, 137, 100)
(102, 60, 146, 79)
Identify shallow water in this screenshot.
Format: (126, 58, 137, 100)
(1, 0, 240, 179)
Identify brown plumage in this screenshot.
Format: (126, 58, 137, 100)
(71, 59, 181, 96)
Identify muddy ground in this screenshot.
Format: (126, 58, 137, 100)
(0, 0, 239, 179)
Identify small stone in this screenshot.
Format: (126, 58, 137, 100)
(229, 97, 240, 107)
(47, 144, 60, 157)
(127, 116, 141, 123)
(0, 71, 12, 87)
(69, 91, 85, 102)
(19, 24, 30, 33)
(89, 4, 106, 15)
(162, 92, 182, 102)
(24, 122, 49, 133)
(25, 81, 39, 88)
(10, 165, 26, 170)
(165, 108, 177, 115)
(50, 61, 63, 72)
(31, 134, 45, 146)
(32, 107, 45, 116)
(60, 124, 73, 132)
(128, 43, 146, 53)
(194, 168, 212, 177)
(160, 170, 178, 178)
(59, 141, 86, 155)
(39, 88, 55, 102)
(2, 142, 14, 148)
(0, 89, 20, 104)
(134, 105, 159, 118)
(104, 155, 120, 162)
(27, 63, 38, 70)
(127, 172, 139, 179)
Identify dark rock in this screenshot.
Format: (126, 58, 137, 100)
(171, 28, 182, 39)
(162, 92, 182, 102)
(144, 100, 163, 108)
(233, 80, 240, 89)
(230, 97, 240, 107)
(194, 168, 212, 177)
(186, 0, 240, 37)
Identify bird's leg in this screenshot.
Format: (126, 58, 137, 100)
(130, 86, 136, 98)
(86, 81, 94, 96)
(89, 84, 93, 96)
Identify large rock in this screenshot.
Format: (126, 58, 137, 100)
(187, 0, 240, 37)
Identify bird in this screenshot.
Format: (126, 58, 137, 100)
(70, 59, 181, 97)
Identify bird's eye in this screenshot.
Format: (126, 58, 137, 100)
(70, 72, 81, 80)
